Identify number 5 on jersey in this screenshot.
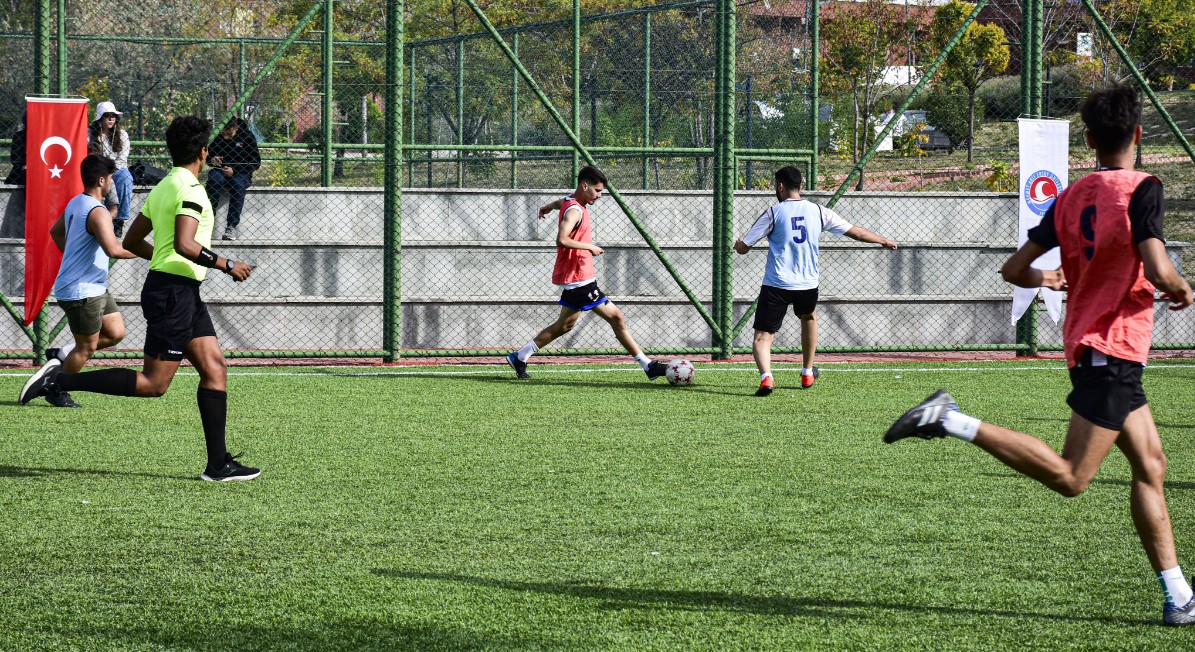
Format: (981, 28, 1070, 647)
(791, 215, 808, 244)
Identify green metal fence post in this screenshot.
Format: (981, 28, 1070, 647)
(1015, 0, 1042, 356)
(408, 46, 416, 186)
(457, 38, 465, 188)
(712, 0, 736, 360)
(572, 0, 580, 183)
(711, 0, 724, 347)
(383, 0, 404, 362)
(642, 12, 651, 190)
(239, 41, 247, 98)
(321, 0, 334, 187)
(809, 0, 819, 191)
(511, 33, 519, 189)
(56, 0, 66, 95)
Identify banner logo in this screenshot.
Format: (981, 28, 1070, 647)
(1024, 170, 1061, 216)
(39, 136, 73, 178)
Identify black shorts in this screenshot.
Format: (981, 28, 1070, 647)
(1066, 348, 1148, 431)
(559, 281, 609, 312)
(141, 271, 217, 361)
(753, 285, 818, 333)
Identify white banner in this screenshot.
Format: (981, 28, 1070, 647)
(1013, 118, 1069, 324)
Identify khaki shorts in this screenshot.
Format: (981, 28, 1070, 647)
(58, 292, 119, 336)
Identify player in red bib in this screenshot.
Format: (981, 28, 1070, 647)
(506, 166, 666, 380)
(884, 85, 1195, 626)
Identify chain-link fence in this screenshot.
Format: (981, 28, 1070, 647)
(1, 0, 1192, 361)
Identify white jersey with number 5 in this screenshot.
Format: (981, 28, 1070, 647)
(743, 199, 852, 290)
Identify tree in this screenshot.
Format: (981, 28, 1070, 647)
(928, 0, 1009, 163)
(820, 0, 917, 187)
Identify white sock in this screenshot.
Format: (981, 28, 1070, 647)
(801, 367, 813, 376)
(516, 341, 538, 362)
(1159, 567, 1193, 607)
(942, 411, 981, 442)
(634, 352, 651, 371)
(761, 372, 773, 381)
(57, 341, 76, 361)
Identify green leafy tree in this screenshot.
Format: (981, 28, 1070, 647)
(928, 0, 1009, 163)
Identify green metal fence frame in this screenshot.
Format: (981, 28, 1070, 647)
(2, 0, 1192, 362)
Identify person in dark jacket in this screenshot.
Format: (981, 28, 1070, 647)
(4, 112, 26, 185)
(205, 117, 260, 240)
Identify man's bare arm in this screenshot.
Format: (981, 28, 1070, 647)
(1140, 238, 1193, 310)
(1000, 241, 1066, 290)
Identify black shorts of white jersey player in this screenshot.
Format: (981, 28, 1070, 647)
(141, 271, 218, 361)
(752, 284, 818, 333)
(559, 281, 609, 312)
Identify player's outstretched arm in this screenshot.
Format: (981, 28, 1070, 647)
(844, 226, 898, 250)
(122, 213, 155, 261)
(1140, 238, 1193, 310)
(1000, 241, 1066, 290)
(538, 198, 564, 220)
(733, 238, 751, 254)
(88, 207, 138, 259)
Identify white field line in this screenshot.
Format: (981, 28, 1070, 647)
(4, 363, 1195, 378)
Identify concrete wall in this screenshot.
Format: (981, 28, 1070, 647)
(1, 185, 1188, 352)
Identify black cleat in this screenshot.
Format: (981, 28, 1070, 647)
(45, 387, 81, 408)
(20, 359, 63, 405)
(506, 352, 530, 379)
(44, 347, 61, 363)
(200, 453, 261, 482)
(645, 360, 667, 380)
(884, 389, 958, 443)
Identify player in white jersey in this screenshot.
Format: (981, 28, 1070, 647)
(734, 166, 897, 396)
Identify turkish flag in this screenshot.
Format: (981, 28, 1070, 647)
(24, 98, 89, 325)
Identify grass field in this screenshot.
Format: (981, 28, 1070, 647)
(4, 360, 1195, 651)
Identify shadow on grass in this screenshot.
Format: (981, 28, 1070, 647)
(0, 465, 189, 481)
(67, 618, 538, 652)
(374, 569, 1155, 626)
(343, 370, 756, 398)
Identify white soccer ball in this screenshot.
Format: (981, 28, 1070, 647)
(665, 359, 695, 386)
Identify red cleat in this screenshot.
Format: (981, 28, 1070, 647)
(800, 367, 820, 389)
(755, 376, 775, 397)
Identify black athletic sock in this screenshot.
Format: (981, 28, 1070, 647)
(197, 388, 228, 472)
(57, 368, 137, 396)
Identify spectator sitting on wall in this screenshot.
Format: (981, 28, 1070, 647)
(205, 117, 260, 241)
(4, 111, 26, 185)
(88, 101, 134, 237)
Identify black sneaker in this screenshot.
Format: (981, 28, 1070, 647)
(506, 352, 530, 379)
(45, 387, 81, 408)
(884, 389, 958, 443)
(645, 360, 667, 380)
(200, 453, 261, 482)
(113, 219, 124, 238)
(20, 359, 63, 405)
(44, 347, 61, 363)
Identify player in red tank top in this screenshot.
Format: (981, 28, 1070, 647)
(505, 166, 666, 381)
(884, 85, 1195, 625)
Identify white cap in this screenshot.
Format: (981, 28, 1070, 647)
(95, 101, 122, 119)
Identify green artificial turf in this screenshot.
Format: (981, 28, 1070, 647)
(2, 360, 1195, 650)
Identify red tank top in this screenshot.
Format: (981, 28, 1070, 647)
(551, 197, 597, 285)
(1053, 169, 1157, 367)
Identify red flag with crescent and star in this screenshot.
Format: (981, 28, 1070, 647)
(24, 97, 90, 325)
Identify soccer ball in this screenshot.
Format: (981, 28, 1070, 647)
(665, 359, 695, 386)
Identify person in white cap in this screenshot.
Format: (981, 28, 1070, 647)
(88, 101, 133, 237)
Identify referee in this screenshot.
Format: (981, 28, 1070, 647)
(21, 116, 260, 482)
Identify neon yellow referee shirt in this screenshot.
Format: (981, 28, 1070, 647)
(143, 167, 214, 281)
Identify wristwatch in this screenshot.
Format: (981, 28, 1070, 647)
(224, 258, 235, 273)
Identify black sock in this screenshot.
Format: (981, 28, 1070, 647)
(197, 388, 228, 471)
(57, 368, 137, 396)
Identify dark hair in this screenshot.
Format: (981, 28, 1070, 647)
(88, 117, 125, 156)
(775, 165, 802, 191)
(577, 165, 608, 187)
(1079, 84, 1141, 155)
(80, 154, 116, 188)
(165, 116, 212, 166)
